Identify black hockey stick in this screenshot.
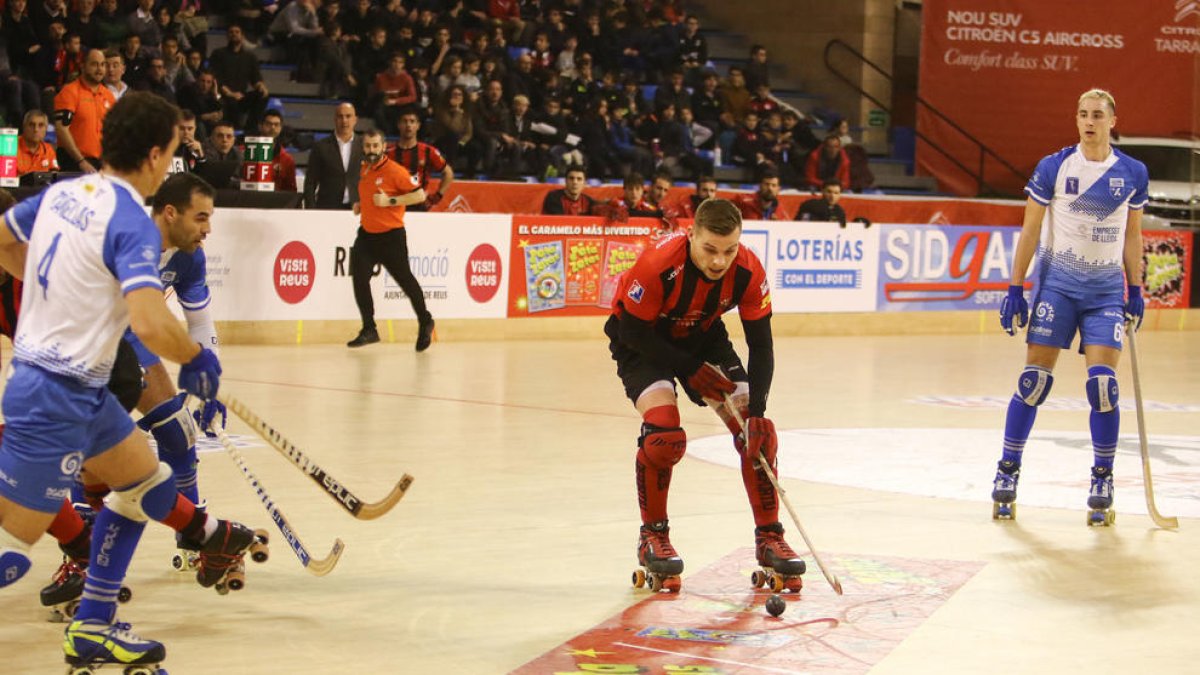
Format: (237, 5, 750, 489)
(216, 392, 414, 520)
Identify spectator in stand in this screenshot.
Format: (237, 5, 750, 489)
(579, 11, 610, 73)
(53, 48, 112, 172)
(305, 102, 363, 210)
(431, 85, 480, 177)
(749, 83, 779, 118)
(204, 120, 240, 162)
(576, 97, 619, 179)
(185, 48, 205, 79)
(642, 8, 679, 78)
(731, 110, 770, 175)
(653, 69, 690, 117)
(678, 174, 718, 218)
(230, 0, 277, 44)
(457, 54, 484, 98)
(676, 15, 705, 85)
(543, 7, 572, 52)
(659, 104, 710, 181)
(598, 171, 660, 219)
(339, 0, 380, 44)
(488, 0, 524, 42)
(616, 73, 648, 119)
(796, 179, 847, 226)
(804, 134, 850, 191)
(541, 164, 595, 215)
(531, 96, 583, 181)
(103, 49, 129, 99)
(209, 24, 270, 131)
(690, 70, 724, 147)
(94, 0, 128, 49)
(408, 58, 435, 123)
(734, 169, 787, 220)
(508, 94, 540, 176)
(258, 108, 297, 191)
(505, 52, 537, 107)
(719, 65, 751, 125)
(782, 109, 819, 159)
(424, 24, 455, 78)
(139, 55, 177, 103)
(118, 33, 151, 89)
(31, 0, 68, 44)
(832, 117, 854, 146)
(126, 0, 161, 49)
(353, 25, 391, 106)
(68, 0, 99, 53)
(15, 109, 58, 176)
(609, 105, 654, 178)
(563, 54, 598, 115)
(160, 36, 195, 91)
(610, 11, 646, 77)
(529, 31, 553, 73)
(392, 24, 422, 64)
(175, 0, 208, 58)
(177, 69, 223, 132)
(269, 0, 321, 82)
(313, 23, 357, 99)
(412, 7, 438, 51)
(843, 142, 875, 193)
(390, 109, 454, 211)
(154, 7, 188, 52)
(34, 21, 82, 99)
(372, 52, 416, 134)
(473, 79, 518, 177)
(171, 109, 207, 173)
(745, 44, 770, 91)
(4, 0, 41, 79)
(555, 34, 579, 80)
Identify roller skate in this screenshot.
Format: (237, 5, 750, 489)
(991, 461, 1019, 520)
(187, 520, 269, 595)
(751, 522, 805, 593)
(631, 520, 683, 593)
(63, 619, 166, 675)
(41, 557, 134, 623)
(1086, 466, 1116, 527)
(171, 502, 204, 573)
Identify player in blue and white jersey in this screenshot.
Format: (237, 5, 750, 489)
(0, 92, 263, 673)
(991, 88, 1148, 524)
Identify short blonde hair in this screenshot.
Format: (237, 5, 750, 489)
(694, 198, 742, 236)
(1078, 88, 1116, 114)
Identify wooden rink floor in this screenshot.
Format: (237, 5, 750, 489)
(1, 329, 1199, 674)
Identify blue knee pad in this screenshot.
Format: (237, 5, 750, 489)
(1016, 366, 1054, 406)
(0, 530, 32, 588)
(138, 393, 198, 493)
(1086, 366, 1119, 413)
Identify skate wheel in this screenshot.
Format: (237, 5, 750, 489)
(249, 541, 269, 564)
(171, 554, 184, 571)
(117, 586, 132, 603)
(67, 666, 95, 675)
(64, 599, 80, 618)
(784, 576, 803, 593)
(631, 568, 646, 589)
(254, 528, 270, 546)
(650, 574, 663, 592)
(215, 582, 230, 596)
(992, 502, 1016, 520)
(768, 574, 785, 593)
(751, 570, 766, 588)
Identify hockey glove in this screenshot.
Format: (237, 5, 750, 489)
(193, 398, 228, 437)
(178, 346, 222, 400)
(686, 364, 736, 402)
(744, 416, 778, 468)
(999, 285, 1028, 336)
(424, 191, 444, 209)
(1124, 284, 1144, 331)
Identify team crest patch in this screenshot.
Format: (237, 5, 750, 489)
(1109, 177, 1124, 197)
(1065, 177, 1079, 195)
(627, 280, 645, 303)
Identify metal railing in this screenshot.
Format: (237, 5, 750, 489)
(823, 39, 1026, 197)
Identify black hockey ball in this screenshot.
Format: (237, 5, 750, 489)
(766, 594, 786, 617)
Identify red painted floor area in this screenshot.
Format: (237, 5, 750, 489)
(512, 549, 983, 674)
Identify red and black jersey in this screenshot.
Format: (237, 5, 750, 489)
(541, 189, 596, 216)
(0, 275, 20, 339)
(612, 232, 771, 341)
(389, 141, 448, 191)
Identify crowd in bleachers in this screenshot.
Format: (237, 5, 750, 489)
(0, 0, 874, 194)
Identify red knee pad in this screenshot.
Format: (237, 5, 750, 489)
(639, 426, 687, 468)
(643, 405, 680, 429)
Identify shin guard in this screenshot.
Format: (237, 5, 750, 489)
(636, 406, 686, 524)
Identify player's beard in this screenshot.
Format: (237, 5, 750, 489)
(364, 151, 383, 164)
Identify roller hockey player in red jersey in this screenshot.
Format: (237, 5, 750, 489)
(605, 197, 805, 594)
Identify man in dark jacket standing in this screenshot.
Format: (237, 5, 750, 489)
(304, 102, 363, 210)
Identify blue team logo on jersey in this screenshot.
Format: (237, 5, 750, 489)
(160, 271, 177, 284)
(627, 280, 645, 303)
(1109, 177, 1124, 198)
(1065, 177, 1079, 195)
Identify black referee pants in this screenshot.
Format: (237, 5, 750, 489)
(350, 226, 432, 331)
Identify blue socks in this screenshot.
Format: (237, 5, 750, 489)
(1088, 365, 1120, 470)
(74, 509, 145, 624)
(1001, 394, 1038, 466)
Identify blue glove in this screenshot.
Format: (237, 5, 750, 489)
(193, 398, 227, 437)
(999, 285, 1028, 336)
(178, 346, 221, 400)
(1125, 284, 1144, 331)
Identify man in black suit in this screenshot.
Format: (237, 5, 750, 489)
(304, 102, 363, 209)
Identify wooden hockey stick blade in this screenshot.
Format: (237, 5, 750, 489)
(218, 392, 414, 520)
(722, 393, 844, 595)
(1127, 329, 1180, 530)
(216, 428, 347, 575)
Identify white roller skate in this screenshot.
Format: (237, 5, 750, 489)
(1086, 466, 1115, 527)
(991, 461, 1019, 520)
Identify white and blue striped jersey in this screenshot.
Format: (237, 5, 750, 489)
(160, 247, 211, 311)
(3, 173, 163, 386)
(1024, 144, 1148, 295)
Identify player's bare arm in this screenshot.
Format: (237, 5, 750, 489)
(1122, 207, 1144, 287)
(1009, 198, 1046, 286)
(0, 225, 27, 279)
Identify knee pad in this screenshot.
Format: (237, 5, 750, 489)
(138, 393, 197, 456)
(0, 529, 32, 588)
(104, 463, 176, 523)
(1016, 367, 1054, 406)
(1086, 366, 1119, 413)
(638, 425, 687, 469)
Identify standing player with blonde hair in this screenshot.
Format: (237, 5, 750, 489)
(991, 88, 1148, 524)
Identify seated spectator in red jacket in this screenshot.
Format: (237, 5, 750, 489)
(373, 52, 417, 133)
(259, 109, 297, 192)
(541, 165, 595, 215)
(804, 134, 851, 191)
(733, 170, 787, 221)
(677, 175, 718, 218)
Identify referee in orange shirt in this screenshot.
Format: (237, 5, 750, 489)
(348, 127, 436, 350)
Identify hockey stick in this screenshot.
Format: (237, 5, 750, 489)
(722, 393, 844, 595)
(1126, 328, 1180, 529)
(215, 428, 345, 575)
(216, 392, 414, 520)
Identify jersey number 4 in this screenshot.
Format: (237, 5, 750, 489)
(36, 232, 63, 299)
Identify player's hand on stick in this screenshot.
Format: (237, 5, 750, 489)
(194, 398, 228, 437)
(178, 346, 222, 400)
(999, 285, 1028, 336)
(1125, 284, 1144, 331)
(744, 416, 778, 467)
(687, 364, 736, 402)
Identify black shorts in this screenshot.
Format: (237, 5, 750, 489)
(604, 315, 747, 408)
